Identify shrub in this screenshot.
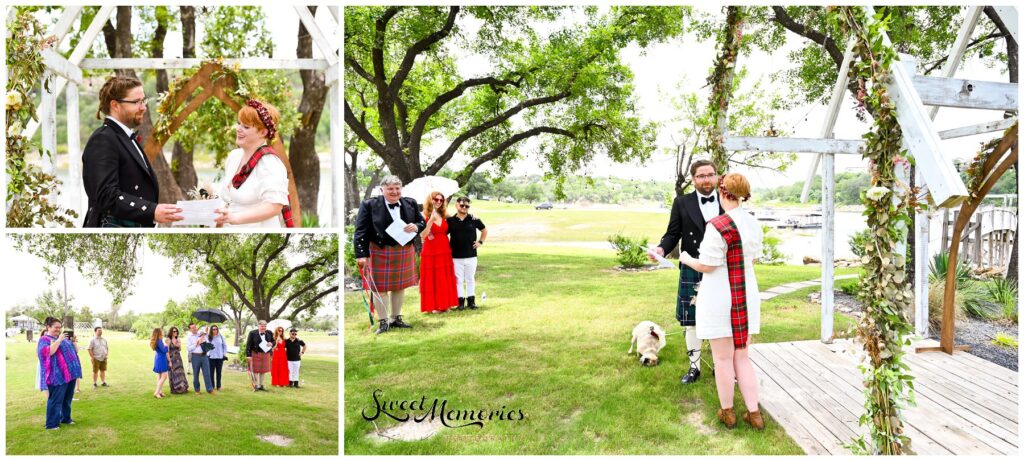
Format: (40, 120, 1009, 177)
(608, 233, 649, 269)
(848, 229, 871, 258)
(927, 279, 996, 329)
(986, 276, 1018, 323)
(344, 225, 358, 276)
(929, 251, 973, 291)
(837, 277, 860, 296)
(759, 224, 787, 265)
(992, 332, 1018, 349)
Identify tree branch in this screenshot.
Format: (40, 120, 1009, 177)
(274, 269, 339, 318)
(921, 31, 1006, 75)
(283, 285, 339, 321)
(345, 54, 375, 84)
(257, 234, 291, 283)
(426, 90, 571, 175)
(456, 126, 574, 185)
(407, 75, 527, 160)
(388, 6, 460, 95)
(344, 100, 387, 155)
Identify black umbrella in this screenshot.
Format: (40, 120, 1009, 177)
(192, 309, 229, 324)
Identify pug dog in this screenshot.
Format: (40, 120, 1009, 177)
(627, 321, 666, 366)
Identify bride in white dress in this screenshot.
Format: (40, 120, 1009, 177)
(215, 100, 292, 228)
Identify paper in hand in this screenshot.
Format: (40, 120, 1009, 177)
(259, 339, 272, 353)
(386, 219, 417, 246)
(173, 199, 225, 227)
(646, 246, 677, 269)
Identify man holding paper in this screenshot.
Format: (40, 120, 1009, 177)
(245, 320, 275, 392)
(650, 159, 723, 385)
(353, 175, 428, 334)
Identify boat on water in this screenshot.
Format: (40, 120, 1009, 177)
(784, 213, 823, 229)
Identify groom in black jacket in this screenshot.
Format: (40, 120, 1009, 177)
(82, 76, 181, 227)
(650, 159, 724, 385)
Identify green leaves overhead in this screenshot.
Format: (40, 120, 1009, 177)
(345, 6, 690, 192)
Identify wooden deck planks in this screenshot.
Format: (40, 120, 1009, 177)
(750, 339, 1018, 455)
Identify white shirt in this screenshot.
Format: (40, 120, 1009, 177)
(219, 148, 289, 228)
(186, 331, 204, 354)
(386, 199, 402, 222)
(105, 116, 148, 167)
(697, 191, 719, 222)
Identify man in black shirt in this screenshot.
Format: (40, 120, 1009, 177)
(284, 328, 307, 388)
(446, 196, 488, 309)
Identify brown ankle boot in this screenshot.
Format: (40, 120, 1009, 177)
(717, 407, 736, 428)
(743, 409, 765, 430)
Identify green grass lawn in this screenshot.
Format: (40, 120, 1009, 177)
(463, 200, 668, 243)
(344, 244, 858, 454)
(6, 331, 338, 455)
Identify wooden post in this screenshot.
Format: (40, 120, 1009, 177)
(941, 209, 950, 250)
(329, 72, 341, 228)
(928, 7, 982, 119)
(974, 219, 983, 269)
(66, 83, 83, 218)
(821, 150, 835, 343)
(40, 72, 58, 182)
(914, 170, 930, 337)
(802, 41, 854, 203)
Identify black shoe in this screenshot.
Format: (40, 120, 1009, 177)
(294, 382, 301, 388)
(681, 366, 701, 384)
(467, 296, 478, 310)
(374, 319, 390, 334)
(390, 316, 412, 329)
(457, 297, 465, 310)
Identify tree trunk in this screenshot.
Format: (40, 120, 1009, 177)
(344, 149, 360, 225)
(290, 5, 329, 223)
(172, 6, 199, 193)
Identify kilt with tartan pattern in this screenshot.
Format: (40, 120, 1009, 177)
(676, 264, 702, 326)
(363, 242, 418, 292)
(249, 352, 272, 374)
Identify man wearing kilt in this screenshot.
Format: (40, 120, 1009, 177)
(649, 159, 723, 385)
(245, 320, 274, 391)
(354, 175, 428, 334)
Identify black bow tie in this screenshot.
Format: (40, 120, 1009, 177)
(701, 195, 715, 205)
(387, 202, 400, 209)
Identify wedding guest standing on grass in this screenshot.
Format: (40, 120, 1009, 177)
(447, 196, 487, 310)
(353, 175, 427, 334)
(87, 326, 109, 388)
(246, 320, 274, 392)
(285, 328, 307, 388)
(187, 328, 215, 395)
(678, 173, 765, 430)
(207, 325, 227, 391)
(419, 191, 459, 314)
(166, 327, 189, 395)
(271, 327, 289, 388)
(37, 316, 83, 430)
(151, 328, 169, 399)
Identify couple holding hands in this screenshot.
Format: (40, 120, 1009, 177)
(81, 75, 294, 228)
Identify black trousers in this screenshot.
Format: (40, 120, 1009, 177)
(210, 358, 224, 389)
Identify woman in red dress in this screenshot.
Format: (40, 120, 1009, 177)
(419, 191, 459, 313)
(271, 327, 289, 387)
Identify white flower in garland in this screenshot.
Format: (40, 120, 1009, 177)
(6, 91, 23, 110)
(865, 186, 890, 201)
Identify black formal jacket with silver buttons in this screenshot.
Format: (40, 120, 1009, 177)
(352, 196, 428, 258)
(657, 191, 725, 259)
(81, 119, 159, 227)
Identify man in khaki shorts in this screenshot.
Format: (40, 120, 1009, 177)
(88, 326, 109, 388)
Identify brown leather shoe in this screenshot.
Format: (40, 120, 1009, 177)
(717, 407, 736, 428)
(743, 409, 765, 430)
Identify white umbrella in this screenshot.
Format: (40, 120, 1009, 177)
(267, 318, 292, 332)
(401, 176, 461, 204)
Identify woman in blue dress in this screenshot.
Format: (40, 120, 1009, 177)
(151, 328, 169, 398)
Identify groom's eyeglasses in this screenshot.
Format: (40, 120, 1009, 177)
(694, 174, 717, 180)
(117, 97, 150, 107)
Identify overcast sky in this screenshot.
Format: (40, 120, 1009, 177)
(398, 5, 1012, 189)
(0, 237, 201, 316)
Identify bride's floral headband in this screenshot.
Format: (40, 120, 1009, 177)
(246, 99, 277, 141)
(718, 176, 750, 202)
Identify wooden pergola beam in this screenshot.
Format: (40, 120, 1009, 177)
(79, 58, 328, 70)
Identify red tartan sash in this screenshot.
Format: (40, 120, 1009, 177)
(231, 145, 295, 228)
(708, 213, 749, 349)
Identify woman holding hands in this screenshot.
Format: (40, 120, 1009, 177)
(418, 191, 459, 314)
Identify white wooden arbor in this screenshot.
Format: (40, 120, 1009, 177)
(23, 5, 342, 227)
(719, 6, 1018, 342)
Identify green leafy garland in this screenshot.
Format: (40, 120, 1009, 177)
(832, 6, 917, 455)
(963, 124, 1016, 197)
(705, 6, 745, 173)
(5, 9, 76, 227)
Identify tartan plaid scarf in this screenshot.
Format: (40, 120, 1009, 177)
(708, 213, 749, 349)
(231, 145, 295, 227)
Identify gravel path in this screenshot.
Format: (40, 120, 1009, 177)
(929, 316, 1018, 371)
